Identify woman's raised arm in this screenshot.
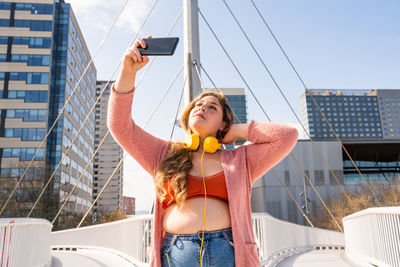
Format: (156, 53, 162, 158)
(245, 120, 298, 184)
(227, 120, 298, 185)
(107, 37, 168, 177)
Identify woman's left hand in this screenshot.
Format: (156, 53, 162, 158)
(220, 123, 248, 144)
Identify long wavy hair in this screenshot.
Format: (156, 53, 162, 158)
(155, 91, 234, 209)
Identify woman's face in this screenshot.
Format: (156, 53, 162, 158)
(188, 95, 226, 138)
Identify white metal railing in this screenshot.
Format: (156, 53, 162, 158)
(342, 207, 400, 267)
(0, 218, 52, 267)
(6, 209, 399, 266)
(51, 212, 345, 266)
(252, 212, 345, 266)
(51, 214, 153, 266)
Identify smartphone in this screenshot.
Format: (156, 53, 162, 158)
(138, 37, 179, 56)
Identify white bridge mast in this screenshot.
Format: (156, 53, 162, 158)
(183, 0, 202, 105)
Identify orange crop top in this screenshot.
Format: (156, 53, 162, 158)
(162, 171, 228, 210)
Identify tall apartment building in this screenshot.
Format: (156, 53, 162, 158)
(93, 81, 123, 215)
(300, 89, 400, 140)
(0, 1, 96, 221)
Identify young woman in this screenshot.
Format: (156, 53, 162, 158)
(107, 36, 299, 267)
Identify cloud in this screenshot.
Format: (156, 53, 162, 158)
(116, 0, 153, 32)
(66, 0, 111, 32)
(66, 0, 152, 32)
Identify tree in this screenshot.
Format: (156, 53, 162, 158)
(99, 210, 127, 223)
(0, 161, 50, 218)
(311, 180, 400, 230)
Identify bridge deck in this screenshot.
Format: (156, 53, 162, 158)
(51, 248, 137, 267)
(51, 248, 357, 267)
(276, 250, 356, 267)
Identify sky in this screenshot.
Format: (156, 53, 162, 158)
(65, 0, 400, 212)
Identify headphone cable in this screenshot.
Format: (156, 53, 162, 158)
(199, 148, 207, 267)
(164, 142, 209, 267)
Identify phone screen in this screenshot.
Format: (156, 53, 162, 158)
(138, 37, 179, 56)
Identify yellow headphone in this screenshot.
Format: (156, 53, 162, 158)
(164, 133, 222, 267)
(185, 133, 222, 154)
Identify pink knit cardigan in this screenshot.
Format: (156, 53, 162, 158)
(107, 84, 299, 266)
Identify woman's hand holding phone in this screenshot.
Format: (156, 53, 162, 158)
(124, 36, 152, 73)
(115, 36, 152, 93)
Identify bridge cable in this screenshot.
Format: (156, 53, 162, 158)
(170, 74, 187, 140)
(198, 63, 314, 227)
(77, 7, 184, 228)
(133, 7, 185, 222)
(198, 8, 342, 231)
(22, 0, 162, 218)
(193, 61, 242, 126)
(77, 64, 185, 227)
(248, 0, 380, 205)
(0, 0, 158, 216)
(53, 132, 110, 224)
(145, 72, 188, 246)
(222, 0, 352, 205)
(57, 62, 183, 224)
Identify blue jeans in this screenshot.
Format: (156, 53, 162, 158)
(161, 227, 235, 267)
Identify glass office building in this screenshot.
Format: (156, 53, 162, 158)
(251, 89, 400, 224)
(0, 0, 96, 220)
(300, 89, 400, 140)
(300, 89, 400, 184)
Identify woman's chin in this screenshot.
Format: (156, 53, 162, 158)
(189, 122, 218, 136)
(188, 120, 205, 130)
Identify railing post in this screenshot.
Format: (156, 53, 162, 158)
(343, 207, 400, 267)
(0, 218, 52, 267)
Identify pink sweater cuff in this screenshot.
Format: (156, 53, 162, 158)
(111, 82, 135, 95)
(246, 119, 298, 144)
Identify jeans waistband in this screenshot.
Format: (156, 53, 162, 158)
(164, 227, 232, 241)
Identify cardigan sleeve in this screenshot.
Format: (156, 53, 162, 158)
(107, 83, 168, 177)
(245, 120, 298, 184)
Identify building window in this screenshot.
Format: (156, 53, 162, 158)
(6, 109, 47, 121)
(15, 3, 53, 14)
(2, 148, 44, 161)
(9, 54, 50, 66)
(329, 170, 344, 185)
(0, 3, 11, 10)
(284, 171, 290, 185)
(4, 72, 49, 84)
(7, 91, 47, 102)
(13, 20, 52, 31)
(4, 128, 45, 141)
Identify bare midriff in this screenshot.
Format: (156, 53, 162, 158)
(162, 197, 231, 234)
(162, 150, 231, 235)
